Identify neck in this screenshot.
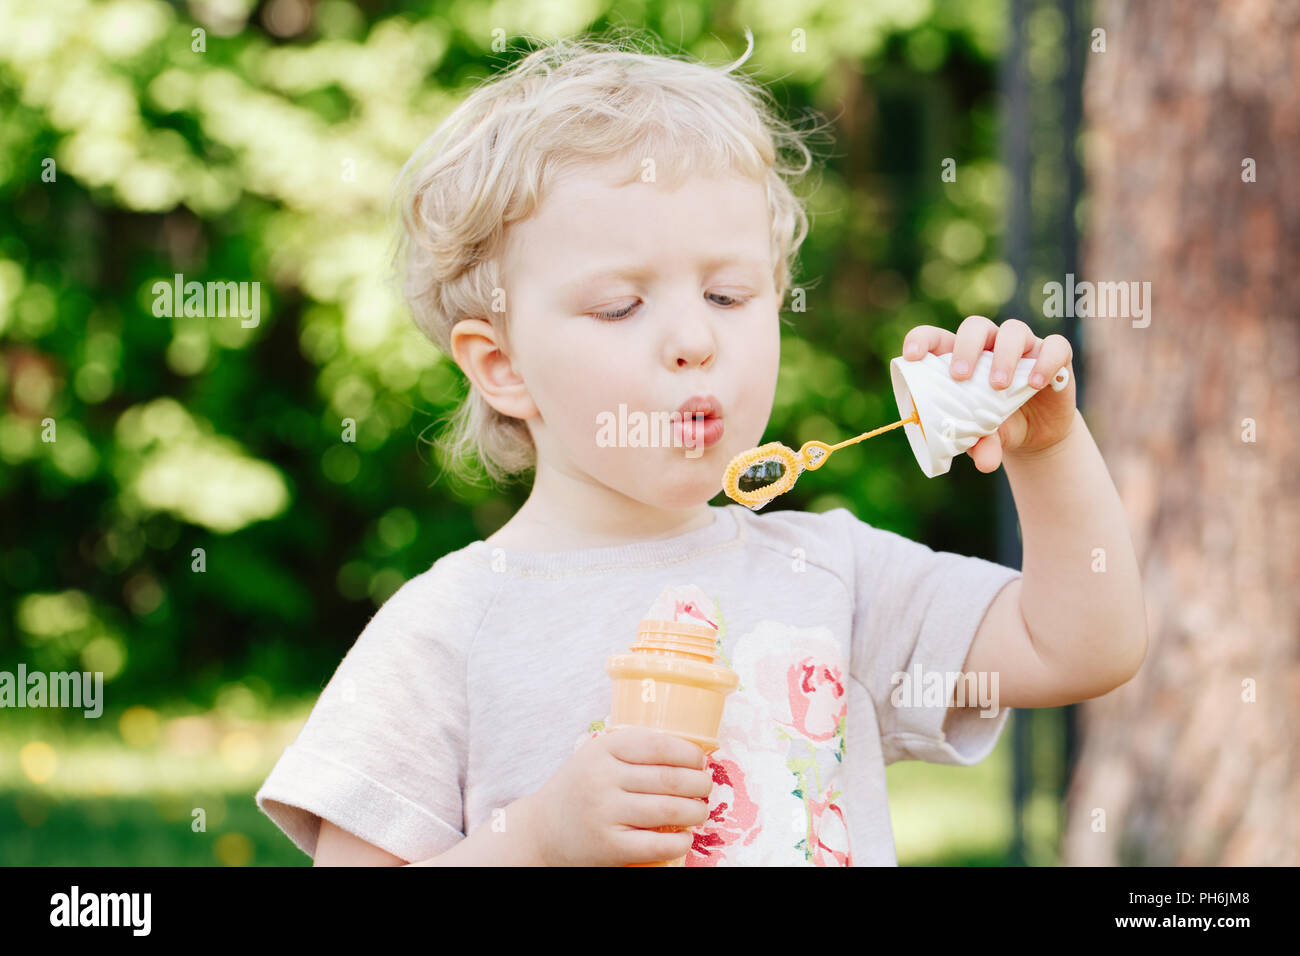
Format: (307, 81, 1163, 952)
(502, 459, 715, 550)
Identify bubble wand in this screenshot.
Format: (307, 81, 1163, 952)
(721, 348, 1070, 511)
(721, 405, 921, 511)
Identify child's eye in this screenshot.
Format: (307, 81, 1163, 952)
(708, 292, 749, 308)
(589, 292, 750, 322)
(591, 301, 638, 322)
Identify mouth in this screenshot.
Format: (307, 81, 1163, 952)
(675, 394, 724, 420)
(673, 394, 725, 450)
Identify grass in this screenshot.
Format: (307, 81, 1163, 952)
(887, 732, 1016, 865)
(888, 708, 1066, 866)
(0, 701, 315, 866)
(0, 789, 310, 866)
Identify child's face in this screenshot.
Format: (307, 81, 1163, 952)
(499, 160, 781, 510)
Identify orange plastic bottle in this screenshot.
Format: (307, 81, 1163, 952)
(605, 619, 740, 866)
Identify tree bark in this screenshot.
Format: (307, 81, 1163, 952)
(1065, 0, 1300, 866)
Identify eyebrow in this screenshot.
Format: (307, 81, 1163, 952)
(565, 255, 770, 291)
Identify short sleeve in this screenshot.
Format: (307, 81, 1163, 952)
(828, 507, 1021, 767)
(255, 558, 487, 863)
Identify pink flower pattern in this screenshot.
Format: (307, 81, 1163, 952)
(574, 593, 851, 866)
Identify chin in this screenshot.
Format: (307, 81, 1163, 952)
(615, 473, 711, 511)
(655, 475, 725, 509)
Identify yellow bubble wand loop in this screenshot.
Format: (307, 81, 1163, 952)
(722, 404, 922, 511)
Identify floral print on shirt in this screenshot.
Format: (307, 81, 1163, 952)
(575, 593, 852, 866)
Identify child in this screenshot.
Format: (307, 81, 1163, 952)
(256, 32, 1146, 866)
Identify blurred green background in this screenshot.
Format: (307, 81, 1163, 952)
(0, 0, 1073, 865)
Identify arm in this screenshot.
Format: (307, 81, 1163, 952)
(899, 317, 1148, 724)
(957, 407, 1148, 711)
(313, 793, 545, 867)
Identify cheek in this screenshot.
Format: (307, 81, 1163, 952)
(514, 321, 583, 385)
(757, 323, 780, 371)
(521, 327, 639, 425)
(736, 315, 781, 400)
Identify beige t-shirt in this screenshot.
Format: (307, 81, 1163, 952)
(256, 503, 1020, 865)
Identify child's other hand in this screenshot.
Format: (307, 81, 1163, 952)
(524, 727, 713, 866)
(902, 315, 1077, 472)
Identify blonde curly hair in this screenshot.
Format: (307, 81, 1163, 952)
(392, 28, 821, 486)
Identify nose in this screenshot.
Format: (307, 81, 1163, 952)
(664, 299, 717, 370)
(675, 347, 713, 369)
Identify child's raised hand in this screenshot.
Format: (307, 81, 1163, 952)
(522, 726, 714, 866)
(902, 315, 1078, 473)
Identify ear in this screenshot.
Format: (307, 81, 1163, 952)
(449, 318, 539, 421)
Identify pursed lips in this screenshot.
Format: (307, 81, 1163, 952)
(674, 394, 723, 420)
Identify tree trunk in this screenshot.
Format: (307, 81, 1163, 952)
(1065, 0, 1300, 866)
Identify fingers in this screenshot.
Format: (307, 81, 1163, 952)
(967, 432, 1003, 473)
(607, 728, 707, 770)
(1028, 333, 1074, 390)
(949, 315, 999, 379)
(988, 319, 1037, 390)
(902, 325, 957, 360)
(616, 823, 697, 863)
(620, 761, 714, 800)
(615, 792, 712, 831)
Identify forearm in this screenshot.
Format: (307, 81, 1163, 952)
(1002, 408, 1147, 688)
(405, 793, 544, 866)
